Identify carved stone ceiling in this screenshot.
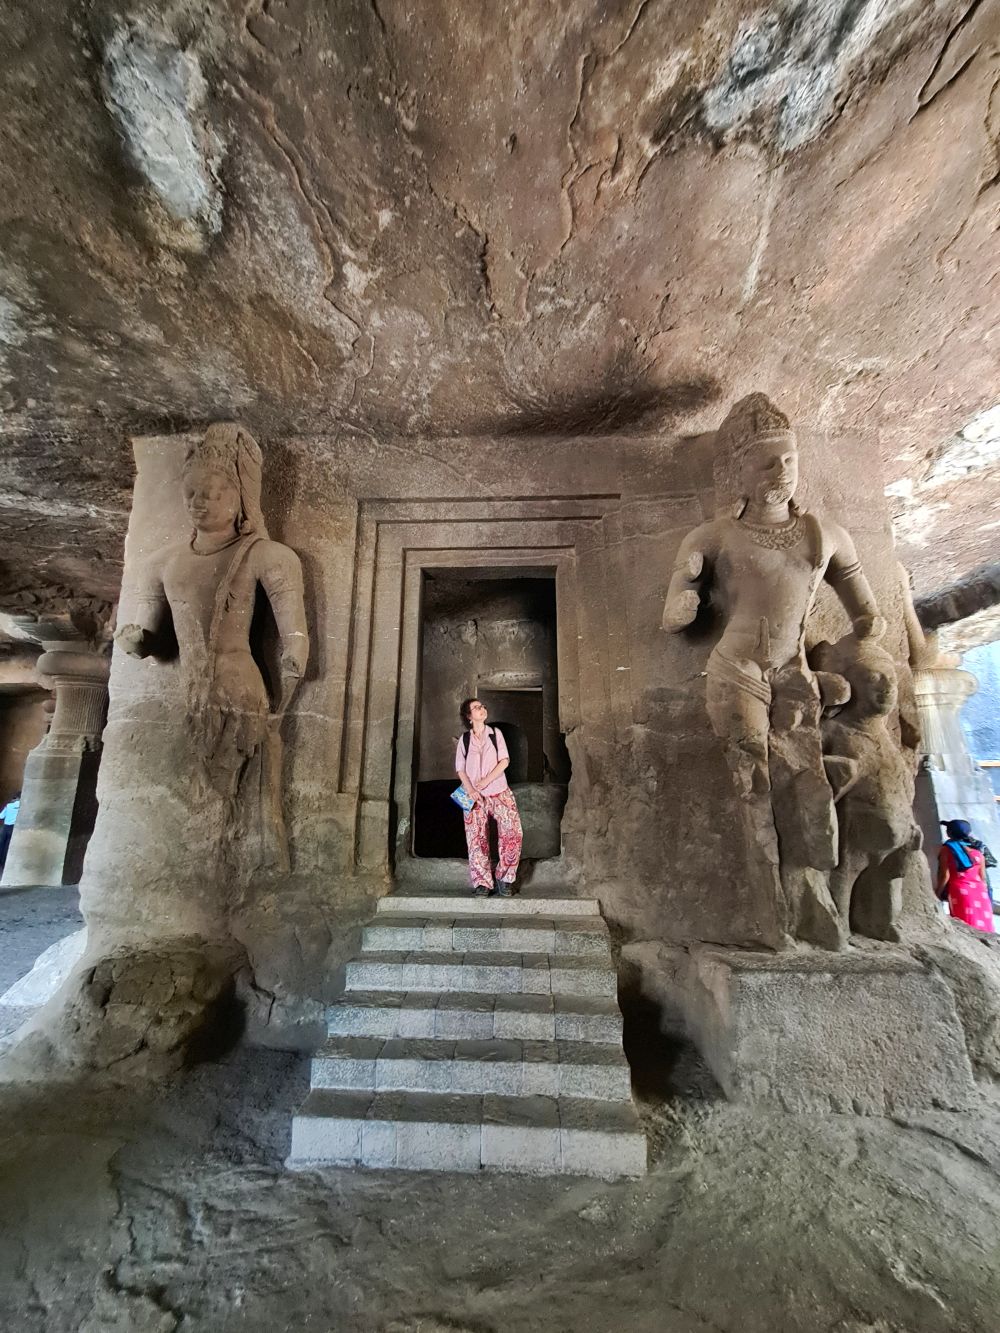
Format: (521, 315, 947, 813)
(1, 0, 998, 626)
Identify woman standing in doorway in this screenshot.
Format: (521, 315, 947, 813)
(936, 819, 995, 934)
(456, 698, 523, 897)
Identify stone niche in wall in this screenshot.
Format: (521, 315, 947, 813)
(414, 572, 571, 860)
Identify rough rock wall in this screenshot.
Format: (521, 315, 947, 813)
(67, 410, 922, 1050)
(1, 0, 998, 614)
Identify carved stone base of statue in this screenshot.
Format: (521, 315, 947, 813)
(675, 944, 975, 1113)
(2, 936, 246, 1081)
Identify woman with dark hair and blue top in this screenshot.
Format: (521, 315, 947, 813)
(941, 819, 996, 906)
(936, 819, 994, 933)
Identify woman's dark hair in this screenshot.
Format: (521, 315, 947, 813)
(945, 819, 973, 841)
(459, 698, 478, 728)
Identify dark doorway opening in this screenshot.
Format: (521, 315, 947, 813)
(412, 572, 570, 860)
(477, 689, 542, 782)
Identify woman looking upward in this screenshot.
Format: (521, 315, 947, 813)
(456, 698, 523, 897)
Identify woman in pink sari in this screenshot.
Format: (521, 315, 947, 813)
(936, 819, 994, 934)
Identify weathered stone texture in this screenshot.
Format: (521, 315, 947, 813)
(1, 1, 998, 609)
(661, 943, 977, 1113)
(4, 938, 244, 1079)
(64, 411, 920, 1052)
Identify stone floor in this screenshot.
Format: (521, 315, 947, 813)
(1, 1039, 999, 1331)
(0, 892, 999, 1329)
(0, 885, 82, 1042)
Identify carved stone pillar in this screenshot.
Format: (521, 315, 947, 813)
(1, 627, 109, 888)
(912, 662, 1000, 870)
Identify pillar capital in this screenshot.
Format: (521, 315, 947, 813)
(912, 663, 979, 775)
(34, 644, 110, 757)
(35, 648, 111, 690)
(912, 663, 978, 713)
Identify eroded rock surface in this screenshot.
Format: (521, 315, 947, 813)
(1, 1, 998, 609)
(4, 938, 245, 1079)
(1, 1045, 1000, 1331)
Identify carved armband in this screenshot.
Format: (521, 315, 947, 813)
(826, 559, 863, 587)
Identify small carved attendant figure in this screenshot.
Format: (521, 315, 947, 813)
(115, 423, 309, 873)
(811, 633, 920, 944)
(662, 393, 884, 946)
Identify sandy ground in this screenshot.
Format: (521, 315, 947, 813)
(1, 1039, 998, 1333)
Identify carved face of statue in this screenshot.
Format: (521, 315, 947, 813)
(852, 664, 897, 718)
(184, 467, 240, 537)
(741, 437, 798, 508)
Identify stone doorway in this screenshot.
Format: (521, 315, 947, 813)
(476, 688, 543, 783)
(409, 572, 570, 867)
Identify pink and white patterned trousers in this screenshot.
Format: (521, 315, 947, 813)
(464, 789, 523, 887)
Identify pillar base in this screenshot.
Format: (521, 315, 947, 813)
(679, 945, 975, 1114)
(0, 747, 86, 887)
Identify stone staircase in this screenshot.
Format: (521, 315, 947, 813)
(287, 893, 647, 1178)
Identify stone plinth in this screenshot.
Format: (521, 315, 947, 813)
(1, 643, 109, 889)
(680, 945, 974, 1114)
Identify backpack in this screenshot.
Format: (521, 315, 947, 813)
(971, 838, 998, 870)
(461, 727, 496, 758)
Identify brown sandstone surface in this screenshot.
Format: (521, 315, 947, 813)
(1, 0, 998, 616)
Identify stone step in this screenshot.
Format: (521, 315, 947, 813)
(287, 1089, 647, 1178)
(311, 1035, 632, 1100)
(345, 951, 618, 997)
(327, 990, 624, 1043)
(363, 914, 610, 958)
(376, 894, 600, 918)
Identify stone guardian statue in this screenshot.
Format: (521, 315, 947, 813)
(662, 393, 884, 948)
(115, 423, 309, 874)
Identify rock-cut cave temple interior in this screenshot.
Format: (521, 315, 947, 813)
(2, 1, 1000, 1329)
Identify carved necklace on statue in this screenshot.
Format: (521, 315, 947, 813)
(739, 514, 804, 550)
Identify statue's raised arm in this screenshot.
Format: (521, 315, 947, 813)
(824, 522, 885, 641)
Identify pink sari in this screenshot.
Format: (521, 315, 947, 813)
(943, 844, 994, 933)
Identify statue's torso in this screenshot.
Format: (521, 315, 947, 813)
(162, 540, 267, 708)
(712, 518, 825, 671)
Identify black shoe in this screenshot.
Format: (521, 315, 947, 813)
(496, 879, 514, 897)
(473, 884, 490, 897)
